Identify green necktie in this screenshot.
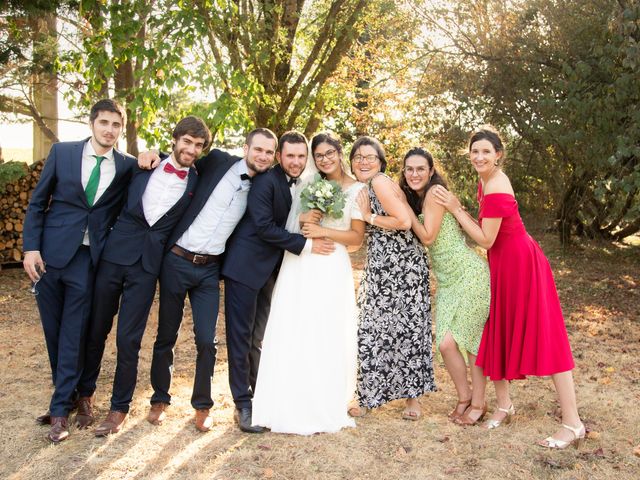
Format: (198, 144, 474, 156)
(85, 155, 105, 207)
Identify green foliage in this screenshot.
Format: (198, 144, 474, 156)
(411, 0, 640, 243)
(0, 161, 28, 193)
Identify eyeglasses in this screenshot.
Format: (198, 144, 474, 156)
(352, 154, 379, 164)
(403, 166, 429, 175)
(314, 148, 339, 162)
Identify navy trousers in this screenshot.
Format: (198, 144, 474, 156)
(150, 251, 220, 410)
(36, 246, 94, 417)
(224, 273, 275, 409)
(77, 259, 157, 412)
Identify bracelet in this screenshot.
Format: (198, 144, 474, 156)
(369, 213, 377, 225)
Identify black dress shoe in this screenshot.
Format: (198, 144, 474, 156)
(234, 407, 264, 433)
(36, 411, 51, 425)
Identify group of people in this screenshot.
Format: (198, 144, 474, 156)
(23, 98, 584, 450)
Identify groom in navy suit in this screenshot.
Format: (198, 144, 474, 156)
(22, 99, 136, 442)
(222, 131, 334, 433)
(74, 116, 209, 437)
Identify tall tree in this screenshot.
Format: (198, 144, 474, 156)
(411, 0, 640, 243)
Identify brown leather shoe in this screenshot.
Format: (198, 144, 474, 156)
(147, 402, 169, 425)
(194, 408, 213, 432)
(36, 410, 51, 425)
(47, 416, 69, 443)
(75, 396, 95, 429)
(94, 411, 127, 437)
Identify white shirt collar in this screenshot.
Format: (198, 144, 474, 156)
(85, 139, 114, 161)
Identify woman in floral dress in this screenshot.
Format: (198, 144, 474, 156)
(350, 136, 436, 420)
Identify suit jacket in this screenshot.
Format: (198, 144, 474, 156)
(165, 148, 242, 249)
(222, 164, 306, 290)
(23, 138, 137, 269)
(100, 165, 198, 276)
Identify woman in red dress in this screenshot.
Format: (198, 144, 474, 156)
(433, 126, 584, 449)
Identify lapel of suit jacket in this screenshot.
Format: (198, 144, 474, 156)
(72, 139, 89, 207)
(93, 148, 127, 207)
(273, 164, 293, 209)
(131, 169, 153, 210)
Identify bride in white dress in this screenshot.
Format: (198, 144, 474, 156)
(252, 132, 366, 435)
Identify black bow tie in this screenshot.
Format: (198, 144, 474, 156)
(288, 177, 298, 187)
(240, 173, 252, 182)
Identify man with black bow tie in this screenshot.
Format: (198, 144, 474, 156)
(222, 131, 335, 433)
(74, 116, 208, 437)
(138, 128, 279, 432)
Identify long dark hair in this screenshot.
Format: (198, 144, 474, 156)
(399, 147, 448, 215)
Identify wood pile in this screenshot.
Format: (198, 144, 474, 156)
(0, 161, 43, 264)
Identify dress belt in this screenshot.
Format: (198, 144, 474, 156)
(170, 245, 220, 265)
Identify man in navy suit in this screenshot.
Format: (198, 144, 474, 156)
(73, 116, 209, 437)
(139, 128, 279, 432)
(22, 99, 136, 443)
(222, 131, 334, 433)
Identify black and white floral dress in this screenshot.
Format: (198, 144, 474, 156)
(356, 174, 436, 408)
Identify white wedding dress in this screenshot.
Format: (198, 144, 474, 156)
(252, 180, 365, 435)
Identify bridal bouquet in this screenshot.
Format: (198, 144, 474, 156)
(300, 174, 346, 219)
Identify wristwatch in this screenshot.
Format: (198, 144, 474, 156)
(369, 213, 378, 225)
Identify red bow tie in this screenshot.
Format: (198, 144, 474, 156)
(164, 162, 187, 179)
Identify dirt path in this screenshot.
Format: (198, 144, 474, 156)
(0, 233, 638, 479)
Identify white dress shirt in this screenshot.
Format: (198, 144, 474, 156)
(176, 160, 251, 255)
(81, 140, 116, 245)
(142, 156, 189, 226)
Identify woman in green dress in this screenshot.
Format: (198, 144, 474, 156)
(400, 147, 491, 425)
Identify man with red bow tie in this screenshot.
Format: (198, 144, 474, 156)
(74, 116, 208, 437)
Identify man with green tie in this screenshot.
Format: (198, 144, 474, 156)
(22, 99, 137, 443)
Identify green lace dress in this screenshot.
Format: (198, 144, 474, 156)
(428, 212, 490, 356)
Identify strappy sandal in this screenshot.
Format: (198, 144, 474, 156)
(538, 423, 585, 449)
(402, 399, 422, 421)
(454, 404, 487, 426)
(482, 404, 515, 429)
(448, 399, 472, 421)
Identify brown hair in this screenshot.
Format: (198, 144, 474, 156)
(278, 130, 308, 153)
(172, 116, 212, 148)
(348, 136, 387, 173)
(246, 128, 278, 149)
(399, 147, 448, 215)
(468, 125, 505, 165)
(89, 99, 126, 125)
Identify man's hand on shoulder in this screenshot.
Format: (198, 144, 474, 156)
(138, 150, 161, 170)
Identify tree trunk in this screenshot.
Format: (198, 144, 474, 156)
(31, 13, 58, 162)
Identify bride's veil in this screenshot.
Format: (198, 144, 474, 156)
(285, 149, 318, 234)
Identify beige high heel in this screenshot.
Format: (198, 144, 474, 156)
(538, 423, 585, 449)
(482, 404, 515, 429)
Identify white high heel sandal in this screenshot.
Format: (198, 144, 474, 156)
(482, 404, 515, 429)
(538, 422, 585, 449)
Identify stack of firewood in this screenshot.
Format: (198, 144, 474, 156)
(0, 161, 43, 264)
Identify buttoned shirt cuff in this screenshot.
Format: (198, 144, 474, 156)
(303, 239, 312, 253)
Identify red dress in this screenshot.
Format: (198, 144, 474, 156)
(475, 184, 574, 380)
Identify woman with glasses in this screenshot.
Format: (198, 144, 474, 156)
(252, 132, 366, 435)
(349, 136, 436, 420)
(400, 147, 490, 425)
